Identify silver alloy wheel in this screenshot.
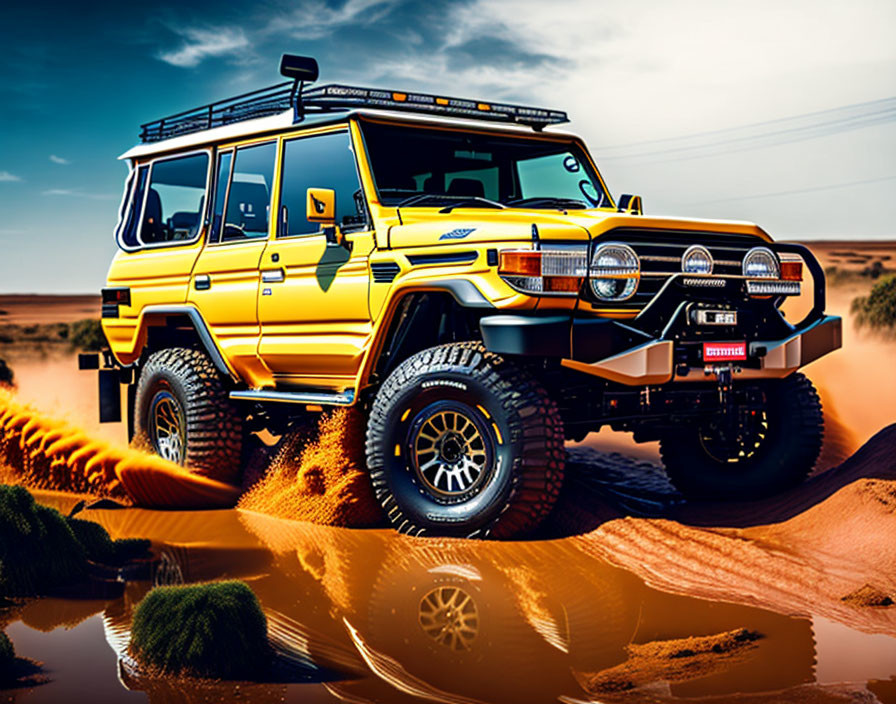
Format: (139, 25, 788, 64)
(149, 391, 186, 464)
(418, 585, 479, 651)
(411, 408, 490, 496)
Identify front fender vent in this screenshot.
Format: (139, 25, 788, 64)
(371, 261, 400, 283)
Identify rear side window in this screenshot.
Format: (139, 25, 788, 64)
(222, 141, 276, 242)
(278, 131, 365, 237)
(117, 165, 148, 249)
(139, 153, 209, 246)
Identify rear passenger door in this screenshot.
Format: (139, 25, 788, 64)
(188, 140, 277, 387)
(257, 128, 375, 391)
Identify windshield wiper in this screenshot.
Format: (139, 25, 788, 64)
(438, 196, 506, 213)
(393, 194, 506, 222)
(505, 196, 588, 210)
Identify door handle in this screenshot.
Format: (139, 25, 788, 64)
(261, 268, 285, 283)
(194, 274, 211, 291)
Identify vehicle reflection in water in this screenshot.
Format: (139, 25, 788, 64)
(26, 501, 835, 704)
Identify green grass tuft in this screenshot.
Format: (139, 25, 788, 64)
(0, 485, 150, 597)
(65, 517, 117, 564)
(64, 517, 150, 565)
(852, 275, 896, 329)
(130, 581, 269, 679)
(0, 485, 86, 597)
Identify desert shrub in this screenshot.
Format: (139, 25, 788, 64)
(852, 275, 896, 329)
(65, 517, 150, 565)
(131, 581, 269, 679)
(0, 485, 86, 597)
(0, 359, 12, 388)
(69, 319, 106, 351)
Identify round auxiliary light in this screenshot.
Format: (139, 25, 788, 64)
(590, 243, 639, 301)
(742, 247, 779, 279)
(681, 245, 713, 275)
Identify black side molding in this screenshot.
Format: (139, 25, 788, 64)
(407, 251, 478, 267)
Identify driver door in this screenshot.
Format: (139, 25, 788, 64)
(257, 128, 374, 391)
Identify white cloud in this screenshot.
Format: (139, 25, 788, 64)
(43, 188, 116, 200)
(266, 0, 398, 39)
(0, 171, 21, 182)
(158, 27, 249, 68)
(49, 155, 70, 165)
(377, 0, 896, 237)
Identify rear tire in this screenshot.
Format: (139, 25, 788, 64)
(134, 348, 242, 483)
(659, 372, 823, 500)
(366, 342, 565, 539)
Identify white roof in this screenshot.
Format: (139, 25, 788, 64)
(119, 108, 579, 161)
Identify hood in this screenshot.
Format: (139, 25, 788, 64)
(385, 207, 771, 249)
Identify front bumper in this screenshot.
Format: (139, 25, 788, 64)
(481, 313, 842, 385)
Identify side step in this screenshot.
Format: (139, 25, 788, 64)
(229, 389, 355, 406)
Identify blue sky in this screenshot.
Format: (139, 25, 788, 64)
(1, 0, 895, 293)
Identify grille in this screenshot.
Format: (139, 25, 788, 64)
(371, 261, 400, 283)
(594, 229, 764, 310)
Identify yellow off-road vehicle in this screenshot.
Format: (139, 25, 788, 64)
(85, 55, 841, 537)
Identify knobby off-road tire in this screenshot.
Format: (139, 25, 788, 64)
(134, 347, 242, 483)
(659, 372, 823, 500)
(366, 342, 565, 539)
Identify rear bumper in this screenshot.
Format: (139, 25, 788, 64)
(480, 313, 842, 386)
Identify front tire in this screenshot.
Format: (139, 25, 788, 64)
(134, 348, 242, 484)
(366, 343, 565, 539)
(659, 372, 823, 500)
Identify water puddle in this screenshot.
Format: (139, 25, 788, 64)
(1, 492, 893, 703)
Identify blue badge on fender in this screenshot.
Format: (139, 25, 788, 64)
(439, 228, 476, 241)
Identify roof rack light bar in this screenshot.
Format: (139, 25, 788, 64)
(300, 84, 569, 129)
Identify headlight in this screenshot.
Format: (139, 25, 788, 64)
(743, 247, 779, 279)
(590, 243, 639, 301)
(682, 245, 713, 275)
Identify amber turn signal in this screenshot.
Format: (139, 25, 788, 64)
(499, 250, 541, 276)
(780, 261, 803, 281)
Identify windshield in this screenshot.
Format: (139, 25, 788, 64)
(360, 122, 611, 209)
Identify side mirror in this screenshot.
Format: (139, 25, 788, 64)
(306, 188, 336, 225)
(617, 194, 643, 215)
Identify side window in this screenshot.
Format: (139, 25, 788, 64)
(117, 165, 148, 248)
(222, 141, 276, 242)
(139, 153, 209, 245)
(278, 131, 365, 238)
(209, 151, 232, 243)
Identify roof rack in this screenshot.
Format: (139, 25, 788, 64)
(139, 82, 569, 144)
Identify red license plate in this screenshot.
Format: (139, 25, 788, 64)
(703, 341, 747, 362)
